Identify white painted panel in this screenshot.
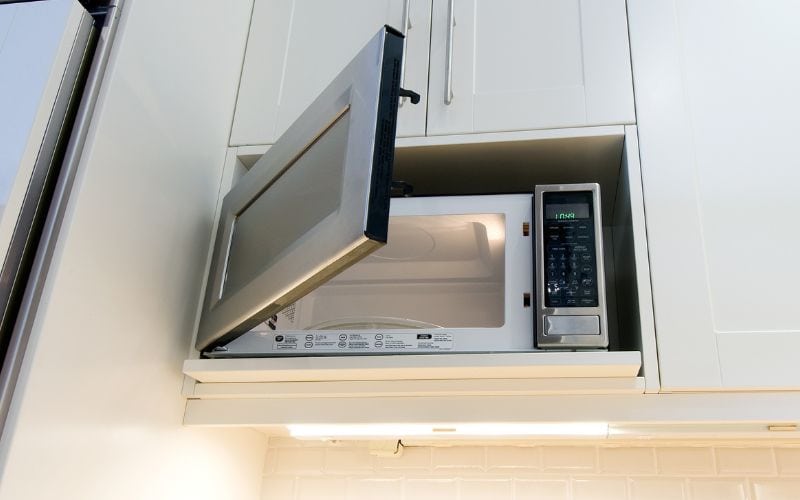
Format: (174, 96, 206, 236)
(190, 377, 645, 399)
(0, 2, 267, 499)
(629, 0, 800, 390)
(0, 0, 78, 265)
(230, 0, 431, 145)
(677, 2, 800, 334)
(627, 0, 721, 390)
(582, 0, 636, 125)
(474, 2, 583, 94)
(184, 351, 642, 383)
(184, 391, 800, 427)
(427, 0, 634, 136)
(717, 333, 800, 389)
(616, 126, 659, 393)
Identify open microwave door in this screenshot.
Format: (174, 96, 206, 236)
(196, 27, 405, 352)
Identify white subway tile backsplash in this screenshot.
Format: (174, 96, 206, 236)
(275, 447, 326, 475)
(774, 448, 800, 476)
(296, 477, 347, 500)
(432, 446, 486, 470)
(260, 477, 295, 500)
(347, 477, 403, 500)
(513, 479, 568, 500)
(261, 441, 800, 500)
(374, 446, 432, 472)
(459, 479, 513, 500)
(689, 479, 748, 500)
(628, 478, 686, 500)
(325, 447, 374, 474)
(752, 479, 800, 500)
(716, 448, 776, 476)
(264, 448, 279, 475)
(571, 478, 627, 500)
(656, 447, 715, 476)
(599, 447, 656, 475)
(542, 447, 597, 472)
(404, 479, 458, 500)
(486, 447, 542, 470)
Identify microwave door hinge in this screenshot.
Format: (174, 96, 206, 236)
(391, 181, 414, 197)
(398, 88, 420, 104)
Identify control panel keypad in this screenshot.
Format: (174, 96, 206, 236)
(543, 194, 599, 308)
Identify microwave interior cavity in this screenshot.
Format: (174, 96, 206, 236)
(286, 212, 506, 330)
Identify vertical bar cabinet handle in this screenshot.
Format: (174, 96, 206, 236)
(399, 0, 412, 106)
(444, 0, 455, 105)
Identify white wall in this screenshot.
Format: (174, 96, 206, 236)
(0, 1, 267, 499)
(261, 439, 800, 500)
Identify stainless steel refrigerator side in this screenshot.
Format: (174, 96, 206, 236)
(0, 1, 123, 443)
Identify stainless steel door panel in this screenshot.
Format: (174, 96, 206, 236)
(197, 27, 404, 351)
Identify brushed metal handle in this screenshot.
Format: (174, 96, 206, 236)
(444, 0, 455, 105)
(399, 0, 412, 106)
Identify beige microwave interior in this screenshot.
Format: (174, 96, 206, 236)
(267, 211, 507, 332)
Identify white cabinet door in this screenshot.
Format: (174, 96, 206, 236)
(230, 0, 431, 145)
(629, 0, 800, 390)
(427, 0, 635, 136)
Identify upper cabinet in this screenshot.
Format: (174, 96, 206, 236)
(426, 0, 635, 136)
(628, 0, 800, 390)
(230, 0, 635, 146)
(229, 0, 431, 145)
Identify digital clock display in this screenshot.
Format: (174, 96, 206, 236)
(545, 203, 590, 220)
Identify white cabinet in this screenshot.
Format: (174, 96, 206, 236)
(628, 0, 800, 390)
(230, 0, 635, 145)
(427, 0, 635, 136)
(229, 0, 432, 145)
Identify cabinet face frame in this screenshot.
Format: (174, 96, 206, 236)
(196, 28, 403, 352)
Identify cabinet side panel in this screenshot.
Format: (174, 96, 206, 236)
(0, 2, 267, 499)
(627, 0, 722, 389)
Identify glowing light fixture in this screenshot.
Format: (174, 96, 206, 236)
(287, 422, 609, 439)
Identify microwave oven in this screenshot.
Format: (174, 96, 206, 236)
(204, 187, 609, 357)
(194, 27, 608, 358)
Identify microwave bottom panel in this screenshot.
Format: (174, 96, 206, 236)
(211, 329, 531, 357)
(210, 194, 534, 357)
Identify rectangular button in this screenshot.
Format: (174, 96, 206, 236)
(544, 315, 600, 336)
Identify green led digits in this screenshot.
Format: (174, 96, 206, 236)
(556, 212, 576, 220)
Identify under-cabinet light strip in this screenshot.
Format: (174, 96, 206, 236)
(287, 422, 610, 439)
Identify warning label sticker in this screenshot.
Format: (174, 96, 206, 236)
(272, 332, 454, 351)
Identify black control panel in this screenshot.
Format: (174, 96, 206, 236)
(542, 191, 598, 308)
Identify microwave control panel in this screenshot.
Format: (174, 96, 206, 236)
(543, 191, 599, 308)
(535, 184, 608, 349)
